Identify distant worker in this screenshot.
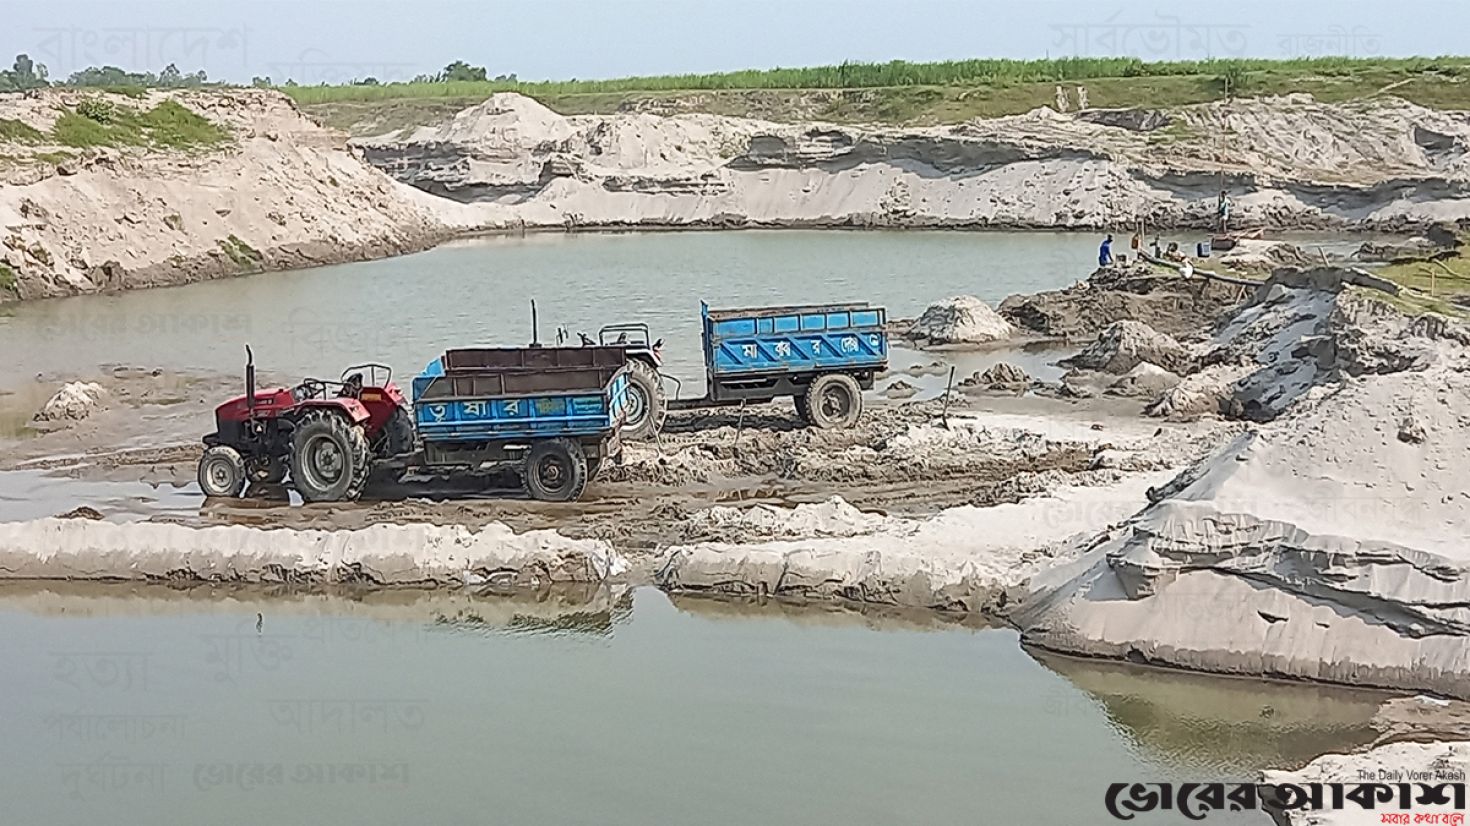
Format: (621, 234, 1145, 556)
(1099, 234, 1114, 267)
(1217, 190, 1232, 233)
(1151, 237, 1162, 258)
(1130, 231, 1142, 251)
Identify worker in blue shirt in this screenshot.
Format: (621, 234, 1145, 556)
(1098, 234, 1114, 267)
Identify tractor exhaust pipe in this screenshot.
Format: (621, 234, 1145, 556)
(245, 345, 256, 412)
(529, 299, 542, 348)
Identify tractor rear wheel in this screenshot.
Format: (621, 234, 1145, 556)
(290, 410, 371, 502)
(198, 446, 247, 498)
(376, 407, 415, 458)
(803, 373, 864, 429)
(622, 360, 667, 440)
(523, 438, 589, 502)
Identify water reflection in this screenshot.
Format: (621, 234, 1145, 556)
(0, 582, 1385, 826)
(1031, 650, 1385, 776)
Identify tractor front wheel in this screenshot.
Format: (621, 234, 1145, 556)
(198, 445, 247, 498)
(524, 438, 589, 502)
(803, 373, 864, 429)
(290, 411, 371, 502)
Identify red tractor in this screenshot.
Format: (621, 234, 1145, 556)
(197, 348, 414, 502)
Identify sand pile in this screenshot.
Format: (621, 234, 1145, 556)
(901, 295, 1015, 345)
(0, 518, 626, 586)
(1148, 268, 1470, 421)
(1106, 362, 1182, 398)
(0, 88, 446, 301)
(1063, 320, 1190, 374)
(658, 473, 1174, 612)
(32, 381, 107, 424)
(998, 265, 1245, 340)
(1013, 359, 1470, 697)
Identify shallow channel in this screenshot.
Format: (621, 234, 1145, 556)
(0, 584, 1385, 825)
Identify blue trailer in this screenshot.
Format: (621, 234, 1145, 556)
(665, 301, 889, 429)
(408, 346, 631, 501)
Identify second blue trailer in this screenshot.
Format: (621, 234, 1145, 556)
(668, 301, 889, 429)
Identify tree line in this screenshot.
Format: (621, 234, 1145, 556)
(0, 53, 511, 92)
(0, 54, 213, 91)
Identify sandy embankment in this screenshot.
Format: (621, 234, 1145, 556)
(0, 518, 624, 586)
(362, 92, 1470, 233)
(0, 88, 448, 301)
(1010, 273, 1470, 698)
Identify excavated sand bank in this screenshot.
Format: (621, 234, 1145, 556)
(0, 88, 447, 302)
(363, 92, 1470, 234)
(1010, 272, 1470, 698)
(0, 518, 625, 586)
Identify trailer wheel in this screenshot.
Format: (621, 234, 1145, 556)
(290, 410, 371, 502)
(623, 360, 667, 440)
(524, 438, 589, 502)
(198, 446, 247, 498)
(793, 394, 812, 424)
(803, 373, 864, 429)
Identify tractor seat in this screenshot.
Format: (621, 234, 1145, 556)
(339, 373, 364, 398)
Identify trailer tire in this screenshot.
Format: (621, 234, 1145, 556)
(198, 445, 247, 498)
(803, 373, 864, 429)
(290, 410, 371, 502)
(623, 360, 667, 440)
(524, 438, 589, 502)
(793, 394, 812, 424)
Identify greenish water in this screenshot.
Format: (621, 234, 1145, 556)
(0, 230, 1096, 388)
(0, 585, 1383, 825)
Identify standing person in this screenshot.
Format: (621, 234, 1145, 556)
(1099, 234, 1114, 267)
(1217, 190, 1232, 233)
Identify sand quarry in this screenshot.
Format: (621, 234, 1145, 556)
(3, 261, 1467, 709)
(5, 85, 1470, 793)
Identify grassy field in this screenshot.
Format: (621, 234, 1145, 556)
(283, 56, 1470, 135)
(1378, 240, 1470, 316)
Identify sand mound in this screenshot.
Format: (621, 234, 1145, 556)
(0, 518, 626, 586)
(32, 381, 107, 423)
(907, 296, 1014, 345)
(658, 475, 1172, 613)
(963, 362, 1032, 392)
(1014, 364, 1470, 698)
(1107, 361, 1181, 398)
(1064, 320, 1189, 374)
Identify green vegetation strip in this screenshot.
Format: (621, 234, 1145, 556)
(52, 99, 230, 149)
(281, 56, 1470, 104)
(0, 117, 45, 143)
